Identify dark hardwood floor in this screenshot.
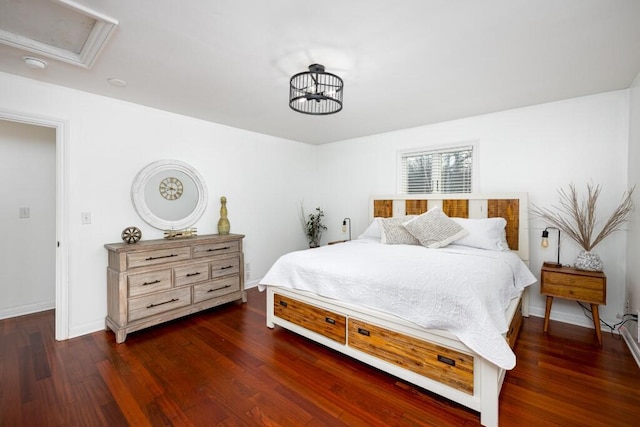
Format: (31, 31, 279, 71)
(1, 288, 639, 426)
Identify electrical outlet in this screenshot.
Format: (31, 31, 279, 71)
(626, 299, 631, 314)
(245, 262, 251, 280)
(19, 207, 30, 218)
(81, 212, 91, 224)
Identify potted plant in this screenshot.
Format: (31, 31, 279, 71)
(532, 183, 634, 271)
(305, 207, 327, 248)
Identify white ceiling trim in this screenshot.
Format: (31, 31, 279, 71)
(0, 0, 118, 69)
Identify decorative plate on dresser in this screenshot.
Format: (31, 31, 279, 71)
(105, 233, 245, 343)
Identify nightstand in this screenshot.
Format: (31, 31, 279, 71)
(540, 264, 607, 345)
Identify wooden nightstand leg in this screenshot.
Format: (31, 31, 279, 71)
(543, 296, 553, 333)
(591, 304, 603, 346)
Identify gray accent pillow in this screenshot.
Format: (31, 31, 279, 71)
(403, 206, 469, 248)
(380, 216, 419, 245)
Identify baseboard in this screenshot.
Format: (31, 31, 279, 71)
(0, 301, 55, 320)
(68, 319, 107, 340)
(527, 306, 616, 332)
(620, 325, 640, 369)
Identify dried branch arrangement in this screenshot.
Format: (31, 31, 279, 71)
(532, 183, 634, 251)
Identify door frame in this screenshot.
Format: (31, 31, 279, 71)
(0, 110, 68, 340)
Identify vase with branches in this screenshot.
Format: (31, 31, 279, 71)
(532, 183, 634, 271)
(303, 207, 327, 248)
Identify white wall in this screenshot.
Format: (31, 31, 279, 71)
(0, 71, 315, 338)
(0, 120, 56, 318)
(626, 71, 640, 342)
(317, 90, 631, 329)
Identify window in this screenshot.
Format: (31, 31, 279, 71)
(399, 145, 473, 194)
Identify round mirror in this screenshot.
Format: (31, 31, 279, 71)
(131, 160, 208, 230)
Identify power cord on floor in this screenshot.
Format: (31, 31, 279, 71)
(576, 301, 638, 339)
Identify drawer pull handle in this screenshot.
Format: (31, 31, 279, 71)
(279, 300, 288, 308)
(146, 298, 179, 309)
(145, 254, 178, 261)
(142, 280, 161, 286)
(186, 272, 201, 277)
(220, 265, 233, 270)
(207, 246, 231, 252)
(357, 328, 370, 336)
(207, 285, 232, 293)
(325, 317, 336, 325)
(437, 355, 456, 367)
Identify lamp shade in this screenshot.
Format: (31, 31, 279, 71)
(289, 64, 343, 115)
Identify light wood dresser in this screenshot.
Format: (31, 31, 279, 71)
(105, 233, 245, 343)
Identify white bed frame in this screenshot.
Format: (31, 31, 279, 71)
(265, 193, 530, 427)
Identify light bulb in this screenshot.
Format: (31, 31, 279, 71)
(541, 237, 549, 248)
(342, 224, 346, 232)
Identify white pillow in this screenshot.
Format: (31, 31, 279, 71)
(380, 216, 419, 245)
(450, 217, 510, 251)
(357, 218, 382, 240)
(403, 206, 469, 248)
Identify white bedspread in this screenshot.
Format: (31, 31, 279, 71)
(259, 239, 536, 370)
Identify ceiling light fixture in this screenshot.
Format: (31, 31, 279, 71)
(23, 56, 47, 70)
(289, 64, 343, 115)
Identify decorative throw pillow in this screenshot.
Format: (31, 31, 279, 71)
(403, 206, 469, 248)
(450, 217, 510, 251)
(380, 216, 419, 245)
(357, 218, 382, 240)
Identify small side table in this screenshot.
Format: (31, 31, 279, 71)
(540, 264, 607, 345)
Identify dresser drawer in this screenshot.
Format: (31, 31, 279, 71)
(193, 276, 240, 303)
(174, 262, 209, 287)
(128, 269, 172, 297)
(193, 241, 239, 259)
(541, 271, 605, 303)
(348, 318, 474, 394)
(506, 298, 523, 349)
(274, 294, 346, 344)
(127, 247, 191, 269)
(128, 287, 191, 321)
(211, 255, 240, 279)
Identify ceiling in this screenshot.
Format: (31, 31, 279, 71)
(0, 0, 639, 145)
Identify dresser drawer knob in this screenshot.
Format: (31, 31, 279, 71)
(207, 246, 231, 252)
(437, 355, 456, 367)
(186, 272, 201, 277)
(142, 279, 161, 286)
(220, 265, 233, 270)
(145, 253, 178, 261)
(207, 285, 231, 293)
(146, 298, 179, 309)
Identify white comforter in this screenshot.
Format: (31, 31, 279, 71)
(259, 239, 536, 370)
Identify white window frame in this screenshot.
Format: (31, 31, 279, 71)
(397, 142, 477, 194)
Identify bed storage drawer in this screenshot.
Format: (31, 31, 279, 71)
(274, 294, 346, 344)
(506, 298, 523, 349)
(348, 318, 474, 394)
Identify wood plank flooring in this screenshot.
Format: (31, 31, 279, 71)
(1, 287, 639, 426)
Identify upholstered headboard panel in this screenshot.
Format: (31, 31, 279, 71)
(370, 193, 529, 262)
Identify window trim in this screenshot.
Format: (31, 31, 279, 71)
(397, 141, 477, 194)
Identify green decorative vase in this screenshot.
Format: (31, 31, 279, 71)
(217, 196, 230, 234)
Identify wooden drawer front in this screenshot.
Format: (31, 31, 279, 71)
(274, 294, 346, 344)
(211, 255, 240, 279)
(127, 247, 191, 269)
(128, 270, 172, 297)
(348, 319, 474, 394)
(193, 276, 240, 303)
(506, 298, 523, 349)
(174, 263, 210, 287)
(542, 272, 605, 303)
(193, 241, 239, 259)
(128, 288, 191, 322)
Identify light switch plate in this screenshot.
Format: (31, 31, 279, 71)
(19, 207, 30, 218)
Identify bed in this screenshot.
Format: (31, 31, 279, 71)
(259, 193, 536, 427)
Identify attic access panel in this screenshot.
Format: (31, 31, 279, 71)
(0, 0, 117, 69)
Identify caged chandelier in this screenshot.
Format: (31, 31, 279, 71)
(289, 64, 344, 115)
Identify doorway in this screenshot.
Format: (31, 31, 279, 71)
(0, 112, 68, 340)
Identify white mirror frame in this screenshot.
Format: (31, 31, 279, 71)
(131, 159, 208, 230)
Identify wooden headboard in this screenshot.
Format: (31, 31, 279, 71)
(370, 193, 529, 262)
